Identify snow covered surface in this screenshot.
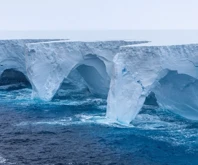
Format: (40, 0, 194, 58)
(0, 30, 198, 44)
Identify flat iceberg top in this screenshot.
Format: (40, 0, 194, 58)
(0, 30, 198, 42)
(27, 40, 148, 47)
(26, 40, 148, 60)
(122, 41, 198, 48)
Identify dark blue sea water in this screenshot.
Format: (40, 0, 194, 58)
(0, 88, 198, 165)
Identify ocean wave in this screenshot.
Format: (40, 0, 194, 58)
(0, 155, 6, 164)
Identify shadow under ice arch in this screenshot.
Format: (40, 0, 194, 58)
(107, 44, 198, 124)
(0, 68, 31, 90)
(54, 54, 111, 99)
(153, 70, 198, 120)
(72, 54, 110, 97)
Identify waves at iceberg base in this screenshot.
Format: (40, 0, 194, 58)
(1, 40, 198, 124)
(0, 87, 197, 165)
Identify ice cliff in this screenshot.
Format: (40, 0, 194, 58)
(0, 39, 60, 77)
(26, 40, 144, 100)
(107, 44, 198, 124)
(1, 39, 198, 124)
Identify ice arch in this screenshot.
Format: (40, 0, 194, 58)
(107, 44, 198, 124)
(0, 40, 27, 77)
(0, 40, 31, 90)
(0, 39, 61, 85)
(53, 69, 89, 100)
(26, 40, 141, 101)
(54, 54, 110, 99)
(75, 55, 110, 97)
(153, 71, 198, 120)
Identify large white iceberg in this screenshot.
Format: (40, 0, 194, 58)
(107, 43, 198, 124)
(1, 39, 198, 124)
(26, 40, 143, 100)
(0, 39, 60, 78)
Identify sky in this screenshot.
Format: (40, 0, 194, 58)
(0, 0, 198, 30)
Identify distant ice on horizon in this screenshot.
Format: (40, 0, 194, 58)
(0, 30, 198, 45)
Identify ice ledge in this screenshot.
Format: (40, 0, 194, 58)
(26, 40, 146, 101)
(107, 43, 198, 124)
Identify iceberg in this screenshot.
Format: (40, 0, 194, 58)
(0, 39, 60, 87)
(1, 39, 198, 124)
(26, 40, 144, 100)
(107, 43, 198, 124)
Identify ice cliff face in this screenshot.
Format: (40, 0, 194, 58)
(0, 39, 60, 78)
(107, 44, 198, 124)
(26, 40, 144, 101)
(0, 40, 33, 76)
(1, 39, 198, 124)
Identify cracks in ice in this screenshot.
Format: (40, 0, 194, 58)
(137, 80, 145, 91)
(187, 59, 198, 68)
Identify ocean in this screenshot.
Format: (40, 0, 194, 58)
(0, 87, 197, 165)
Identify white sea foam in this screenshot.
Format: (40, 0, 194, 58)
(16, 113, 134, 128)
(0, 155, 6, 164)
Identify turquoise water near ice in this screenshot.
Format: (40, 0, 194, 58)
(0, 88, 198, 165)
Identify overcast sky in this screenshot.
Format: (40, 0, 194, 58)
(0, 0, 197, 30)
